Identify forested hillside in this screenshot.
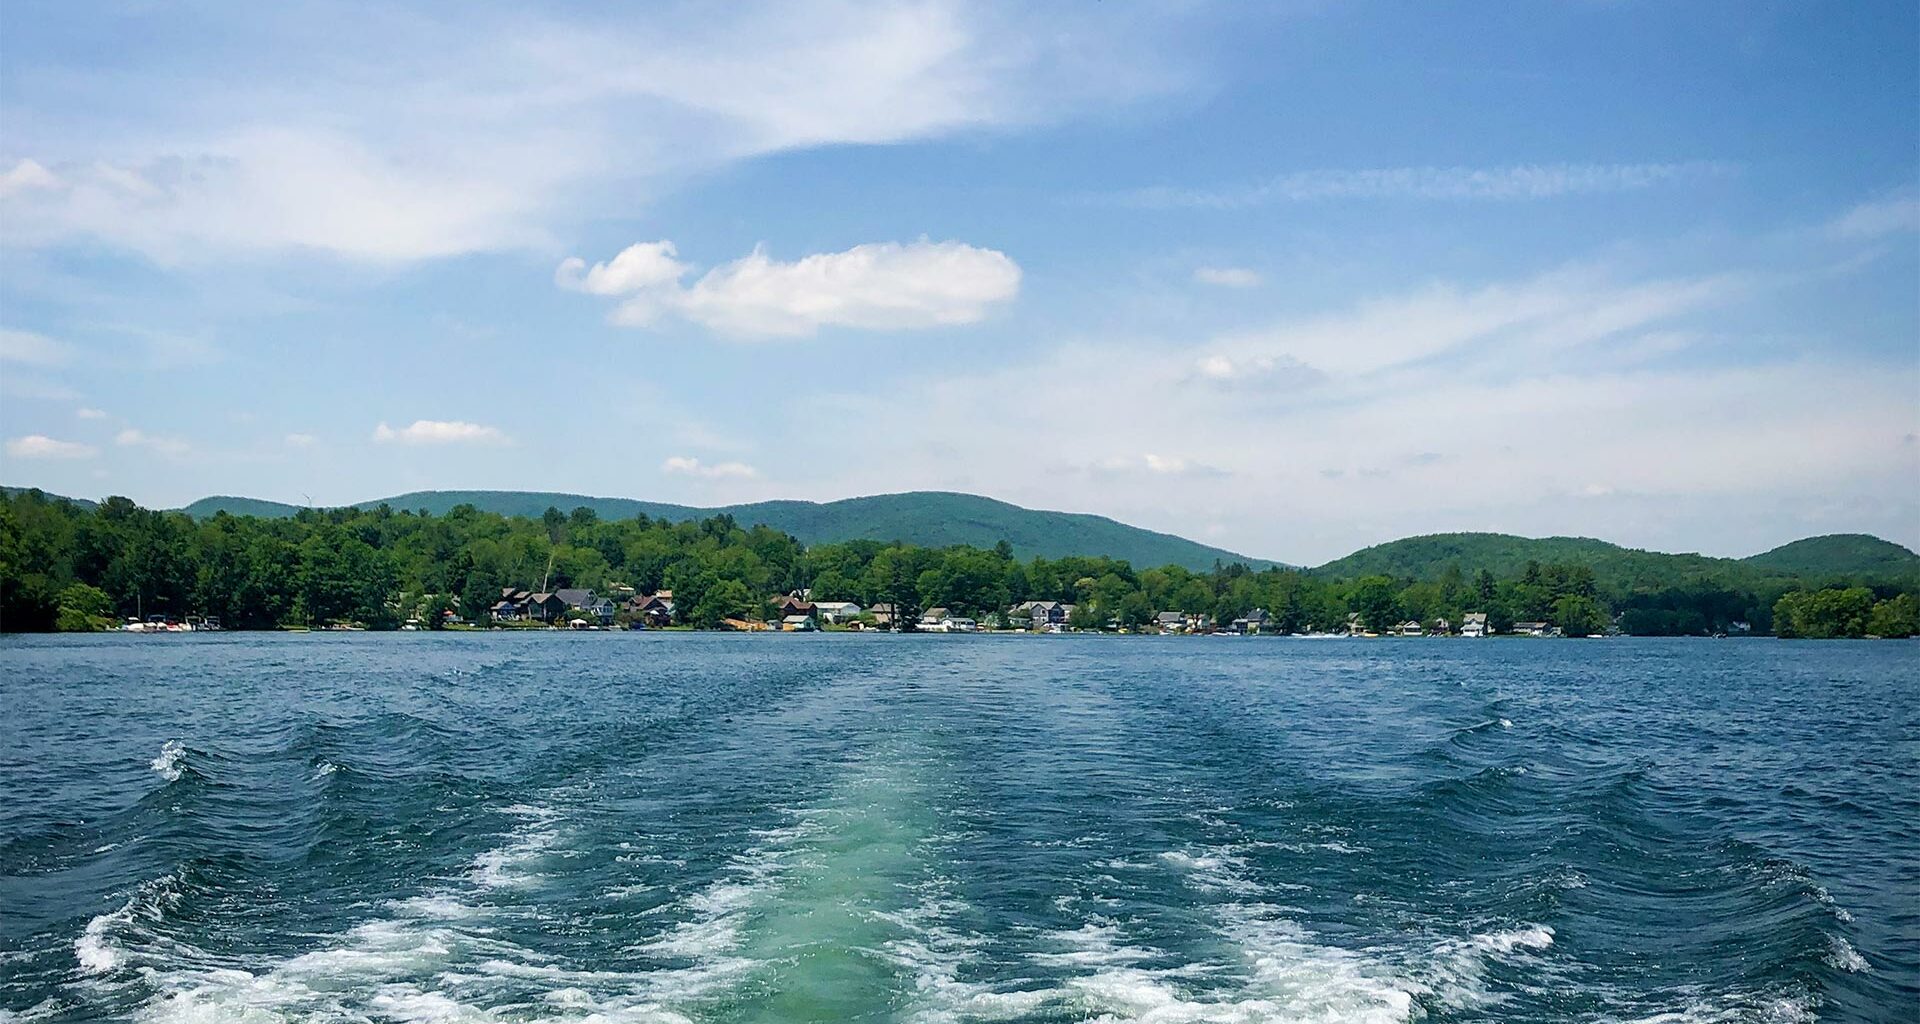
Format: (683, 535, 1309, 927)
(4, 489, 1915, 637)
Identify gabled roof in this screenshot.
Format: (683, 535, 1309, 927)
(554, 588, 595, 607)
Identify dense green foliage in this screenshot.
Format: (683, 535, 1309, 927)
(174, 489, 1275, 572)
(1316, 531, 1920, 583)
(1773, 588, 1919, 639)
(3, 489, 1914, 638)
(1742, 534, 1920, 577)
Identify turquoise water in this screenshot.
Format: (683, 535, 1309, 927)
(0, 633, 1914, 1022)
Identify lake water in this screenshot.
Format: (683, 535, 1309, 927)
(0, 633, 1914, 1023)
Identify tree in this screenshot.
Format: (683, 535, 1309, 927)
(691, 579, 752, 628)
(1552, 594, 1609, 637)
(1115, 591, 1154, 630)
(1351, 576, 1399, 632)
(1067, 601, 1104, 630)
(1865, 594, 1919, 639)
(56, 583, 115, 631)
(1775, 587, 1876, 638)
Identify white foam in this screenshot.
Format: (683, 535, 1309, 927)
(75, 911, 123, 973)
(914, 845, 1419, 1024)
(1824, 934, 1869, 973)
(1605, 990, 1819, 1024)
(149, 740, 186, 782)
(1410, 923, 1557, 1009)
(1472, 925, 1554, 955)
(468, 809, 560, 889)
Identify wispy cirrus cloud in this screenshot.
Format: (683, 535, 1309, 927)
(0, 3, 1190, 264)
(800, 257, 1917, 563)
(662, 455, 758, 479)
(1194, 266, 1262, 288)
(1828, 193, 1920, 238)
(560, 238, 1021, 338)
(1105, 161, 1736, 209)
(372, 420, 507, 445)
(0, 328, 70, 366)
(115, 428, 191, 457)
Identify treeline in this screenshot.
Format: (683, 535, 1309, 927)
(1, 489, 1914, 637)
(1773, 588, 1919, 639)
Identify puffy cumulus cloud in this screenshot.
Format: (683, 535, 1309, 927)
(0, 4, 1190, 263)
(562, 238, 1021, 338)
(5, 434, 98, 459)
(372, 420, 507, 445)
(661, 456, 758, 479)
(1194, 266, 1262, 288)
(0, 328, 70, 366)
(114, 429, 191, 457)
(555, 241, 687, 296)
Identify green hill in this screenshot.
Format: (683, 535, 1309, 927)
(1, 486, 96, 509)
(1311, 530, 1920, 588)
(1309, 532, 1735, 578)
(179, 495, 305, 518)
(180, 489, 1276, 572)
(1742, 534, 1920, 577)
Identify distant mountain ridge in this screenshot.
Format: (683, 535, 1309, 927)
(1312, 531, 1920, 584)
(11, 486, 1917, 578)
(178, 489, 1277, 572)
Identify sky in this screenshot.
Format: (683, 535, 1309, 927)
(1, 0, 1916, 565)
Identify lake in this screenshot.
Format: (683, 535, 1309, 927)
(1, 633, 1914, 1022)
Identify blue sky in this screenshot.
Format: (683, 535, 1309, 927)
(1, 0, 1915, 564)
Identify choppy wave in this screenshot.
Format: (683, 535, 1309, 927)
(148, 740, 187, 782)
(3, 633, 1912, 1020)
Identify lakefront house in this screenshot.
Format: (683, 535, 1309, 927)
(1012, 600, 1075, 631)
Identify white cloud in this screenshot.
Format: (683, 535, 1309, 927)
(1095, 453, 1229, 478)
(1195, 268, 1742, 380)
(114, 428, 191, 457)
(1194, 266, 1262, 288)
(555, 241, 687, 295)
(1111, 161, 1734, 209)
(566, 238, 1022, 338)
(75, 407, 109, 419)
(0, 4, 1188, 263)
(0, 328, 70, 366)
(1829, 194, 1920, 238)
(798, 263, 1914, 563)
(0, 159, 59, 199)
(285, 433, 317, 447)
(6, 434, 98, 459)
(662, 455, 759, 479)
(372, 420, 507, 445)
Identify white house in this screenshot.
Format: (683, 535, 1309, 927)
(1459, 612, 1489, 638)
(812, 601, 862, 623)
